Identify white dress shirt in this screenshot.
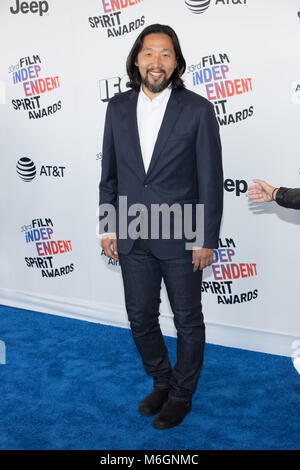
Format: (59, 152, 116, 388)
(137, 84, 172, 174)
(100, 85, 172, 239)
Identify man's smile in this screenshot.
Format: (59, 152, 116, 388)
(148, 70, 165, 80)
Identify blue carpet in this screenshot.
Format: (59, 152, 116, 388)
(0, 304, 299, 450)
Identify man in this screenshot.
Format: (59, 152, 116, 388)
(99, 24, 223, 430)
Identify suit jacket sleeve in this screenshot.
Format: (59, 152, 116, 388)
(196, 101, 223, 249)
(99, 101, 118, 234)
(276, 187, 300, 209)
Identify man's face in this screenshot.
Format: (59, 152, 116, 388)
(135, 33, 177, 94)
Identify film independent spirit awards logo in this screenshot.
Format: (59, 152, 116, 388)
(22, 218, 74, 278)
(205, 237, 258, 305)
(88, 0, 145, 38)
(9, 54, 61, 120)
(187, 52, 253, 126)
(184, 0, 247, 15)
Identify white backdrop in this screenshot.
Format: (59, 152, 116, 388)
(1, 0, 300, 356)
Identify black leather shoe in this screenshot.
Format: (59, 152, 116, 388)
(138, 388, 170, 417)
(152, 399, 192, 429)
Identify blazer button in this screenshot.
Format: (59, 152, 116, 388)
(144, 183, 148, 187)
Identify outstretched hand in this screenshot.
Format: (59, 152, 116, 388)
(248, 179, 277, 203)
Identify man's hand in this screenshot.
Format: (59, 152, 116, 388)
(248, 179, 278, 203)
(101, 234, 119, 261)
(192, 247, 213, 272)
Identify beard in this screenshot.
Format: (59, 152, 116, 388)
(142, 69, 171, 94)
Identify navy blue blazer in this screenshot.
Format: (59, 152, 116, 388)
(99, 87, 223, 259)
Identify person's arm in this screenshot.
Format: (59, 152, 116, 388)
(193, 101, 223, 271)
(99, 101, 118, 225)
(99, 101, 118, 259)
(275, 187, 300, 209)
(248, 180, 300, 209)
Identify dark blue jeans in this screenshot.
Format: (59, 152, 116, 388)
(118, 236, 205, 403)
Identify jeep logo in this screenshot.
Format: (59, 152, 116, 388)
(224, 178, 248, 197)
(10, 0, 49, 16)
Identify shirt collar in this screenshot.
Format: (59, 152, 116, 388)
(139, 83, 172, 105)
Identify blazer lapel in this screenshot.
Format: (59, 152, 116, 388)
(146, 89, 183, 178)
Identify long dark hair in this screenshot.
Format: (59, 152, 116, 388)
(126, 24, 186, 91)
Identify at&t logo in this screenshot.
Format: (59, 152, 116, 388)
(184, 0, 247, 15)
(184, 0, 211, 14)
(16, 157, 36, 181)
(16, 157, 66, 181)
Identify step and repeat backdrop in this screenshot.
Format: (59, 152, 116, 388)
(0, 0, 300, 356)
